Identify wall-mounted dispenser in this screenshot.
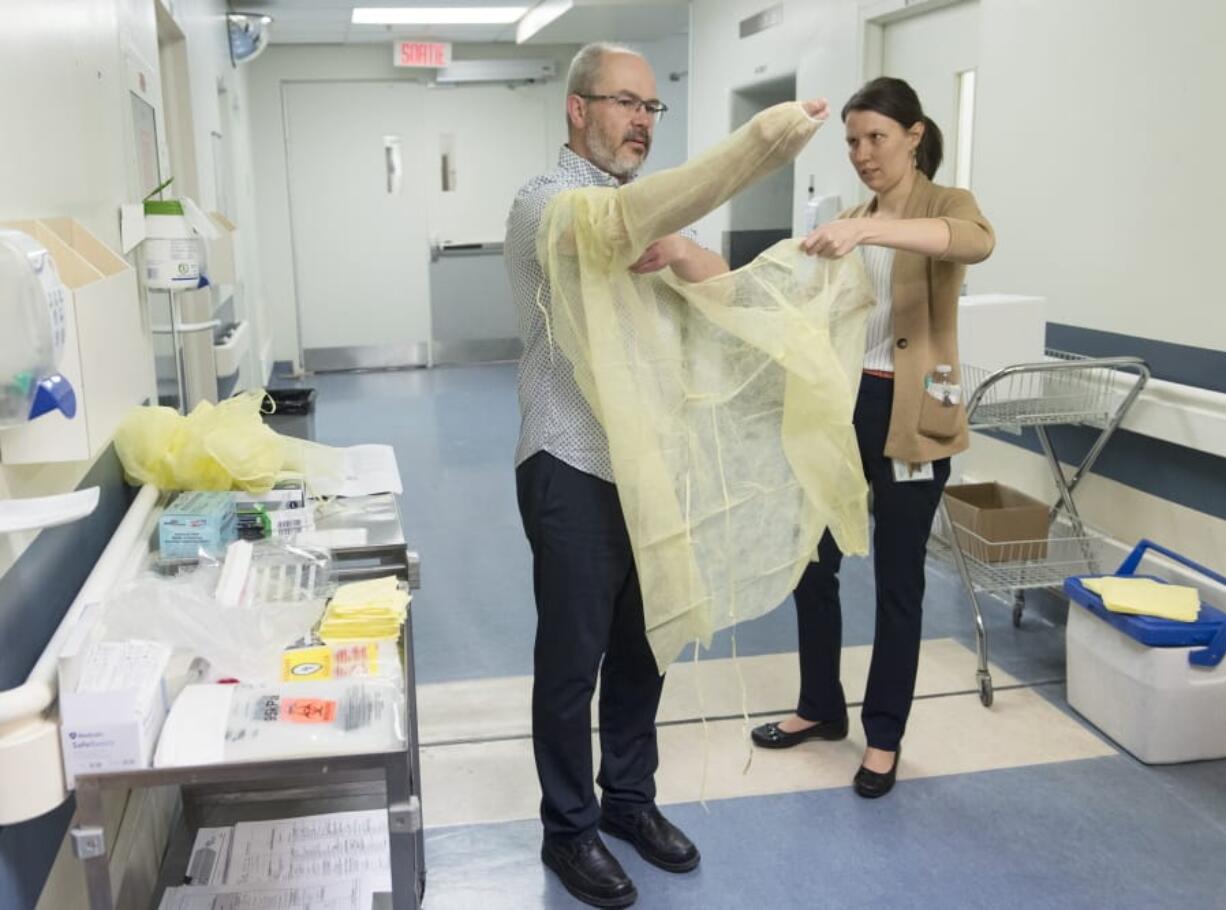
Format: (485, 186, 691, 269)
(0, 229, 76, 429)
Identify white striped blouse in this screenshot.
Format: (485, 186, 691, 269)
(859, 243, 896, 373)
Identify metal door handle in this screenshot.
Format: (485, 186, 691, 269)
(151, 319, 221, 335)
(384, 135, 402, 195)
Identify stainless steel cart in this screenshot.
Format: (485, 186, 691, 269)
(69, 497, 425, 909)
(928, 351, 1151, 706)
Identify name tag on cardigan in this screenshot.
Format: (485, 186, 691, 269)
(892, 459, 935, 483)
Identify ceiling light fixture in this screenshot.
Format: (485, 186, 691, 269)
(516, 0, 573, 44)
(351, 7, 528, 26)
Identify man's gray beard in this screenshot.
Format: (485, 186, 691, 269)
(586, 125, 645, 180)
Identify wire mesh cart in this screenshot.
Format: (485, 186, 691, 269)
(928, 351, 1151, 706)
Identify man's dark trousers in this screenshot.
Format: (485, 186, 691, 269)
(516, 451, 665, 842)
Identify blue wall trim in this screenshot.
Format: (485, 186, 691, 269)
(1046, 323, 1226, 394)
(979, 324, 1226, 523)
(0, 446, 134, 908)
(0, 799, 75, 910)
(982, 424, 1226, 522)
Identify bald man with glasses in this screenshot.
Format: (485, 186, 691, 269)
(505, 41, 727, 908)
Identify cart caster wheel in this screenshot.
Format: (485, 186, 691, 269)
(1011, 591, 1025, 627)
(977, 674, 994, 707)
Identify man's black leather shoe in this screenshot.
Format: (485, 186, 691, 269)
(750, 715, 849, 749)
(600, 805, 700, 873)
(541, 834, 637, 908)
(853, 748, 900, 799)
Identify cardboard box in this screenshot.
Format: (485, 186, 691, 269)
(943, 482, 1050, 564)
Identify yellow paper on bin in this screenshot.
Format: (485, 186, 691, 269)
(1083, 577, 1201, 623)
(319, 575, 408, 642)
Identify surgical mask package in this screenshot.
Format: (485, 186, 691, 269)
(153, 680, 406, 767)
(235, 477, 313, 540)
(158, 491, 238, 559)
(538, 102, 874, 671)
(234, 477, 307, 511)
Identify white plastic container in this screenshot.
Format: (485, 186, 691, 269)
(1066, 604, 1226, 763)
(213, 319, 249, 378)
(802, 191, 842, 234)
(142, 199, 206, 290)
(956, 294, 1046, 376)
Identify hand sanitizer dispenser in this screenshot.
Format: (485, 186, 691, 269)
(0, 229, 76, 427)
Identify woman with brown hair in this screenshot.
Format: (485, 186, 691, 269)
(752, 77, 995, 799)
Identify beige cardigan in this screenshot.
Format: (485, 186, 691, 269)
(844, 173, 995, 463)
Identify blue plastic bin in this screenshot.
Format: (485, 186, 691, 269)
(1064, 539, 1226, 668)
(1064, 539, 1226, 763)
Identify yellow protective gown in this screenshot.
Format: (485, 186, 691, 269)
(114, 390, 341, 493)
(538, 103, 876, 672)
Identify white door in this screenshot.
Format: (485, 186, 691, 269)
(284, 81, 432, 370)
(422, 82, 555, 245)
(881, 0, 980, 188)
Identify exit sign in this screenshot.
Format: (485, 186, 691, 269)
(394, 41, 452, 68)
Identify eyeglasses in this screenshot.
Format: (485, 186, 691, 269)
(578, 94, 668, 122)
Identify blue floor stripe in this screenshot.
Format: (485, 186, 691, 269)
(422, 754, 1226, 909)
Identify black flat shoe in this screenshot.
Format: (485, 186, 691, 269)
(853, 748, 900, 799)
(541, 834, 637, 908)
(751, 715, 849, 749)
(600, 805, 700, 873)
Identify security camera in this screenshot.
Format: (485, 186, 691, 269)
(227, 13, 273, 65)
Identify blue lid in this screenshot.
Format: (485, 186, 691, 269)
(1065, 574, 1226, 667)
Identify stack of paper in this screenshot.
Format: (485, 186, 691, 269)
(1084, 576, 1202, 623)
(319, 576, 409, 643)
(309, 444, 404, 497)
(158, 878, 378, 909)
(161, 809, 392, 909)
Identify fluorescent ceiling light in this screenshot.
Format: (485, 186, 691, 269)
(352, 7, 527, 25)
(516, 0, 573, 43)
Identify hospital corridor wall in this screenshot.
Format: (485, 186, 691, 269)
(689, 0, 1226, 566)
